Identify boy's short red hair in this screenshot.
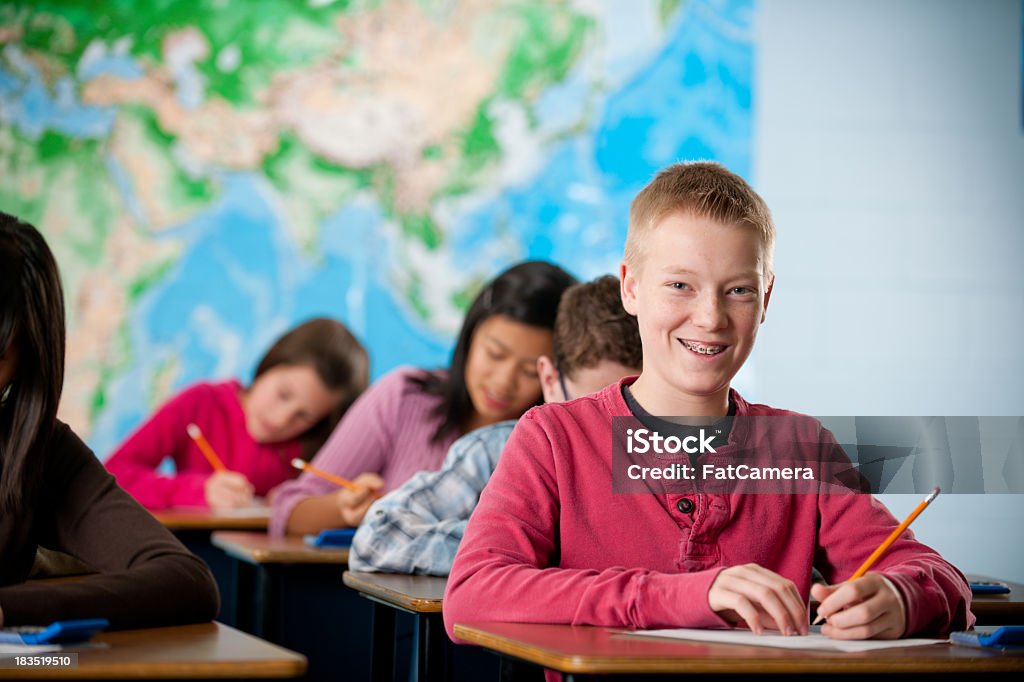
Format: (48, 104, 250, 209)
(625, 161, 775, 279)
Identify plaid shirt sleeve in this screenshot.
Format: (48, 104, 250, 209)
(349, 421, 516, 575)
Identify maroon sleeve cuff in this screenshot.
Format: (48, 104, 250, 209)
(635, 567, 731, 630)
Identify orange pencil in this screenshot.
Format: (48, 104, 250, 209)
(186, 423, 227, 472)
(813, 486, 940, 625)
(290, 458, 381, 498)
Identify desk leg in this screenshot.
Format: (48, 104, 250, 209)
(371, 601, 397, 682)
(497, 655, 545, 682)
(417, 613, 448, 682)
(254, 565, 282, 643)
(232, 560, 257, 633)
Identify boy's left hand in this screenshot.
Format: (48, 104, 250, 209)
(811, 573, 906, 640)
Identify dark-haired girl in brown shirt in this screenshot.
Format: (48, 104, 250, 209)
(0, 211, 219, 627)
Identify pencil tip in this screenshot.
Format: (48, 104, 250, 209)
(290, 458, 306, 470)
(186, 423, 201, 439)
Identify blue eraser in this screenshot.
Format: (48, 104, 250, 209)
(303, 527, 356, 548)
(968, 580, 1011, 595)
(951, 625, 1024, 649)
(0, 618, 109, 645)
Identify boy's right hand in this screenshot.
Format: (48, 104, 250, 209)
(204, 471, 255, 509)
(708, 564, 808, 636)
(334, 473, 385, 526)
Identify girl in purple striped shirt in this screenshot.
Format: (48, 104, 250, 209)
(270, 261, 577, 536)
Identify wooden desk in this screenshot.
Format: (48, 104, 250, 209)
(966, 573, 1024, 625)
(153, 507, 270, 531)
(152, 508, 270, 632)
(453, 621, 1024, 680)
(210, 531, 348, 639)
(0, 622, 305, 679)
(209, 532, 371, 682)
(212, 531, 350, 565)
(342, 571, 445, 613)
(343, 571, 447, 682)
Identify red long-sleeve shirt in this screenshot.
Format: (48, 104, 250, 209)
(104, 381, 300, 509)
(444, 378, 973, 640)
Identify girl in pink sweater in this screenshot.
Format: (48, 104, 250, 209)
(105, 318, 368, 510)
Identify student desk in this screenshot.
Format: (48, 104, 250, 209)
(153, 507, 271, 531)
(342, 571, 447, 682)
(210, 531, 348, 639)
(210, 531, 371, 682)
(151, 503, 270, 532)
(453, 621, 1024, 680)
(0, 622, 306, 679)
(153, 507, 271, 630)
(966, 574, 1024, 625)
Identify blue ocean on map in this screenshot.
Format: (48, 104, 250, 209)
(0, 0, 754, 457)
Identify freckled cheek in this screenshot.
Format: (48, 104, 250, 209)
(733, 309, 762, 334)
(644, 308, 686, 337)
(637, 318, 668, 346)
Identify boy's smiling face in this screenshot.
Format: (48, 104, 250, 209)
(620, 210, 773, 415)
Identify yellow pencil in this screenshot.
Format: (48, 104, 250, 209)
(813, 486, 940, 625)
(186, 423, 228, 473)
(291, 458, 381, 499)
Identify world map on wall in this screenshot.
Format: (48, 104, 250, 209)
(0, 0, 753, 458)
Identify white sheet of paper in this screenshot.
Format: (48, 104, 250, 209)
(211, 505, 271, 518)
(168, 504, 270, 518)
(627, 627, 944, 652)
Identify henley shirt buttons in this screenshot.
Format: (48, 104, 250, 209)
(676, 498, 694, 514)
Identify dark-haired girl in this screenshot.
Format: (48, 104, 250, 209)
(0, 211, 219, 627)
(271, 261, 576, 536)
(105, 318, 368, 510)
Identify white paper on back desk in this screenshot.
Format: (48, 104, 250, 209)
(627, 627, 944, 652)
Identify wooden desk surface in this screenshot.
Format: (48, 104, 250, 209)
(153, 507, 270, 531)
(453, 622, 1024, 675)
(211, 531, 349, 565)
(0, 622, 306, 679)
(966, 573, 1024, 619)
(342, 571, 447, 613)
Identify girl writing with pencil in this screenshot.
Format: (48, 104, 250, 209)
(105, 317, 368, 510)
(271, 261, 577, 536)
(0, 211, 218, 627)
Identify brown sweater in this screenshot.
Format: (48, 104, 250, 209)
(0, 421, 219, 627)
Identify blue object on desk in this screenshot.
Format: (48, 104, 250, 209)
(304, 527, 356, 548)
(951, 625, 1024, 649)
(0, 618, 109, 645)
(969, 580, 1011, 594)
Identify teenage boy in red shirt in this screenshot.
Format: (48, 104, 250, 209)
(444, 162, 972, 641)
